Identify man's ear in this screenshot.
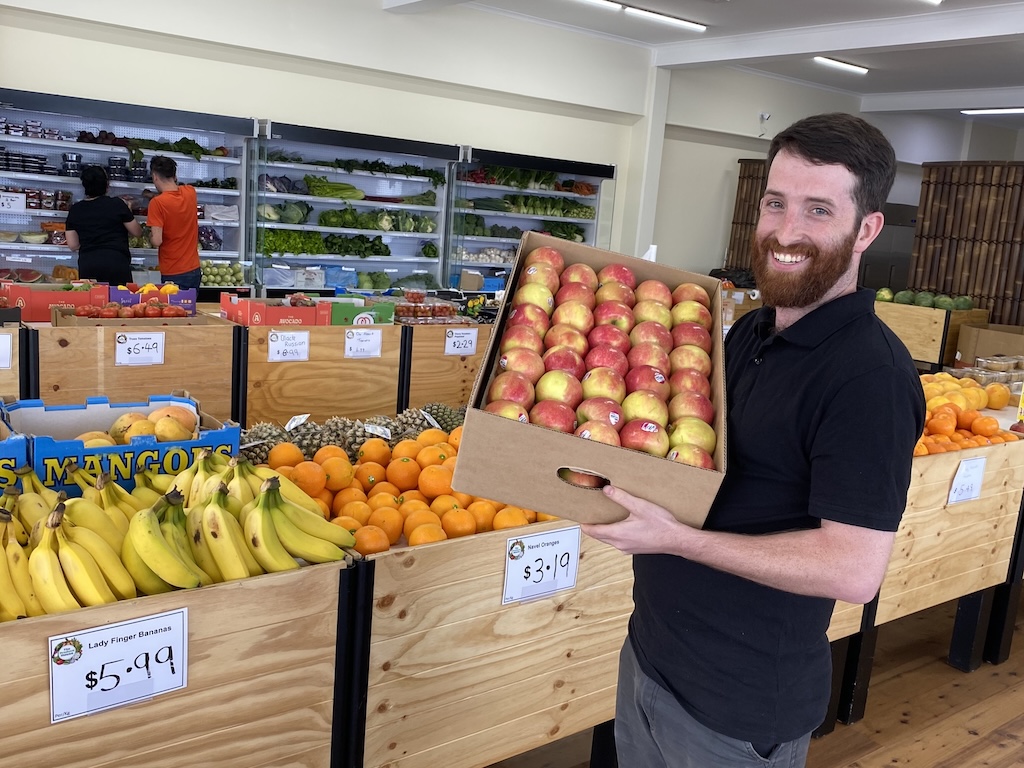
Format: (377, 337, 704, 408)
(854, 211, 885, 256)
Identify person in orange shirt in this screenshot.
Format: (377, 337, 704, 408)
(146, 156, 201, 291)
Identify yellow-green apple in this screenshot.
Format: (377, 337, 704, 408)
(619, 419, 670, 457)
(668, 391, 715, 425)
(543, 346, 587, 380)
(669, 345, 713, 377)
(535, 369, 584, 409)
(529, 400, 578, 433)
(574, 420, 621, 446)
(593, 301, 635, 333)
(588, 324, 631, 355)
(498, 347, 546, 384)
(551, 300, 595, 335)
(668, 368, 712, 399)
(544, 324, 589, 357)
(506, 303, 550, 338)
(596, 281, 636, 307)
(483, 400, 529, 422)
(635, 279, 673, 307)
(633, 299, 673, 330)
(487, 370, 536, 410)
(585, 346, 628, 377)
(667, 444, 716, 470)
(630, 320, 673, 353)
(671, 321, 713, 355)
(520, 262, 560, 295)
(598, 263, 637, 291)
(670, 300, 713, 330)
(560, 262, 599, 291)
(499, 326, 544, 356)
(558, 467, 606, 489)
(625, 366, 671, 401)
(577, 397, 625, 431)
(667, 416, 717, 454)
(621, 390, 669, 428)
(581, 366, 627, 403)
(512, 283, 554, 316)
(627, 342, 670, 375)
(556, 282, 596, 310)
(524, 246, 565, 273)
(672, 283, 711, 308)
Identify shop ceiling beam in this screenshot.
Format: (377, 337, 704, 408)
(861, 85, 1024, 113)
(382, 0, 467, 12)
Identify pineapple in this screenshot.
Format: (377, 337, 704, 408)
(285, 420, 323, 460)
(240, 422, 288, 465)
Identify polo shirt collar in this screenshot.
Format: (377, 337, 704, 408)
(753, 288, 876, 348)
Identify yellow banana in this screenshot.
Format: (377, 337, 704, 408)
(64, 524, 137, 601)
(56, 523, 118, 607)
(127, 498, 200, 589)
(201, 499, 251, 582)
(185, 504, 223, 583)
(121, 534, 174, 595)
(187, 449, 218, 509)
(96, 473, 137, 521)
(0, 515, 28, 618)
(67, 464, 103, 506)
(144, 470, 175, 495)
(170, 460, 199, 502)
(104, 474, 147, 512)
(208, 450, 231, 470)
(131, 482, 163, 508)
(160, 492, 212, 587)
(225, 458, 255, 519)
(243, 489, 299, 573)
(250, 465, 323, 516)
(270, 504, 345, 564)
(8, 513, 28, 547)
(264, 479, 355, 548)
(63, 497, 125, 553)
(15, 492, 50, 532)
(16, 466, 60, 508)
(4, 517, 45, 616)
(238, 496, 259, 529)
(28, 510, 81, 614)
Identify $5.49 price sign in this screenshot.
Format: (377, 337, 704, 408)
(948, 456, 987, 504)
(502, 526, 581, 605)
(48, 608, 188, 723)
(114, 332, 165, 366)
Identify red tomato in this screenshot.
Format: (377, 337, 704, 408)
(132, 303, 148, 318)
(144, 305, 163, 318)
(99, 307, 119, 318)
(118, 306, 134, 318)
(75, 305, 93, 317)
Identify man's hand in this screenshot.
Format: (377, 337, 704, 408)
(579, 486, 689, 555)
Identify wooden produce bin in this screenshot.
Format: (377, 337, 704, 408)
(35, 313, 238, 421)
(0, 321, 21, 398)
(406, 324, 494, 409)
(828, 601, 863, 642)
(874, 303, 989, 369)
(0, 563, 347, 768)
(245, 325, 402, 427)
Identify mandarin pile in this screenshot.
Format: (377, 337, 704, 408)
(914, 372, 1018, 457)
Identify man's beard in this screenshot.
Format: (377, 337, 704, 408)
(751, 229, 857, 309)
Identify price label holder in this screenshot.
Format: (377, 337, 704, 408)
(114, 332, 165, 367)
(0, 332, 12, 370)
(344, 328, 382, 359)
(267, 329, 310, 362)
(49, 608, 188, 723)
(949, 456, 987, 504)
(444, 327, 478, 356)
(0, 191, 26, 213)
(502, 525, 581, 605)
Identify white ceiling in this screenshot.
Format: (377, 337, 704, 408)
(385, 0, 1024, 130)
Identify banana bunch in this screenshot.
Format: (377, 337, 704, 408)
(0, 489, 31, 549)
(184, 483, 263, 582)
(238, 460, 325, 518)
(134, 469, 175, 497)
(14, 466, 62, 530)
(123, 491, 211, 595)
(0, 507, 44, 620)
(68, 465, 147, 523)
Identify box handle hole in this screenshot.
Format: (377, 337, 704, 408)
(557, 467, 609, 490)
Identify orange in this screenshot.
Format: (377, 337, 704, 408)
(332, 515, 364, 532)
(275, 465, 295, 481)
(430, 494, 462, 517)
(332, 487, 367, 515)
(493, 508, 530, 530)
(985, 383, 1011, 410)
(404, 509, 443, 541)
(341, 500, 373, 526)
(408, 523, 447, 546)
(481, 498, 506, 512)
(1001, 430, 1020, 441)
(988, 435, 1005, 444)
(268, 442, 304, 470)
(418, 465, 454, 499)
(417, 428, 448, 446)
(367, 493, 400, 512)
(913, 442, 929, 457)
(956, 409, 982, 431)
(385, 457, 421, 492)
(522, 508, 538, 523)
(932, 402, 961, 419)
(392, 439, 423, 460)
(367, 507, 404, 544)
(452, 491, 475, 508)
(398, 499, 431, 518)
(466, 501, 497, 532)
(925, 443, 947, 455)
(971, 416, 1000, 437)
(397, 490, 427, 506)
(314, 498, 331, 518)
(536, 511, 561, 522)
(442, 456, 459, 473)
(926, 417, 956, 437)
(441, 508, 477, 539)
(322, 456, 356, 492)
(291, 461, 328, 497)
(358, 437, 392, 466)
(416, 445, 450, 469)
(435, 442, 458, 457)
(367, 481, 401, 500)
(448, 426, 463, 452)
(316, 487, 335, 507)
(313, 445, 348, 465)
(353, 525, 391, 556)
(354, 462, 387, 491)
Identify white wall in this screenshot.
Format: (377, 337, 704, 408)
(964, 121, 1020, 161)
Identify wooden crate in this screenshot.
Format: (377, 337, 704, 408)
(828, 601, 863, 642)
(874, 303, 990, 367)
(875, 441, 1024, 625)
(0, 563, 346, 768)
(245, 325, 402, 427)
(407, 324, 493, 409)
(35, 316, 237, 421)
(0, 322, 20, 398)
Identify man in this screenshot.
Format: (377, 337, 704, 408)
(582, 113, 925, 767)
(146, 156, 201, 291)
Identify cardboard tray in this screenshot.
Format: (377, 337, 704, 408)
(0, 282, 109, 323)
(220, 293, 331, 326)
(452, 232, 726, 528)
(50, 307, 233, 327)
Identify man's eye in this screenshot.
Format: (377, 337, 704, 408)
(812, 207, 829, 216)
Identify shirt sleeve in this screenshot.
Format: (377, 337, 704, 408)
(146, 196, 164, 228)
(118, 198, 134, 223)
(64, 205, 79, 232)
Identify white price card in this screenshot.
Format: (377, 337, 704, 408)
(0, 191, 26, 213)
(949, 456, 987, 504)
(0, 332, 11, 370)
(114, 332, 165, 366)
(344, 328, 382, 359)
(49, 608, 187, 723)
(502, 526, 581, 605)
(267, 330, 310, 362)
(444, 327, 478, 356)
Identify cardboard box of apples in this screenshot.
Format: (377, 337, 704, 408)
(453, 233, 726, 527)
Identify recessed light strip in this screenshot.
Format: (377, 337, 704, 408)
(575, 0, 623, 9)
(813, 56, 869, 75)
(622, 6, 707, 32)
(961, 108, 1024, 115)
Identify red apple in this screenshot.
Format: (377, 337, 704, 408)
(671, 300, 713, 331)
(595, 281, 636, 308)
(621, 390, 669, 428)
(671, 322, 713, 355)
(529, 400, 578, 433)
(625, 366, 671, 401)
(574, 420, 621, 446)
(634, 279, 673, 307)
(581, 367, 627, 403)
(592, 301, 635, 333)
(669, 368, 712, 400)
(672, 282, 711, 308)
(551, 300, 595, 335)
(669, 345, 713, 377)
(543, 346, 587, 380)
(598, 263, 637, 291)
(506, 303, 550, 338)
(619, 419, 670, 457)
(544, 324, 589, 358)
(524, 246, 565, 274)
(499, 326, 544, 357)
(512, 283, 555, 316)
(630, 321, 673, 353)
(585, 346, 628, 378)
(668, 391, 715, 425)
(535, 370, 584, 409)
(667, 416, 717, 454)
(588, 324, 632, 355)
(483, 400, 529, 422)
(576, 397, 625, 431)
(498, 347, 546, 385)
(555, 282, 597, 310)
(633, 300, 673, 330)
(558, 468, 606, 489)
(667, 444, 716, 470)
(520, 262, 560, 295)
(627, 342, 670, 375)
(560, 262, 599, 291)
(487, 371, 535, 410)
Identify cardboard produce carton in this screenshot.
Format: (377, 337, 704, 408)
(219, 293, 331, 326)
(0, 282, 109, 323)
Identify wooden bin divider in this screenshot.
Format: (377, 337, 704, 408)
(405, 324, 494, 410)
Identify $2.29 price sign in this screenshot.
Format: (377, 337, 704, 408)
(114, 332, 165, 366)
(444, 328, 478, 356)
(502, 526, 581, 605)
(48, 608, 188, 723)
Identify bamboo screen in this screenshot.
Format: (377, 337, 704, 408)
(725, 158, 768, 268)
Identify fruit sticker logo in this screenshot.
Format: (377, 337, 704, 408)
(508, 539, 526, 561)
(641, 421, 658, 433)
(52, 638, 83, 666)
(116, 333, 127, 344)
(252, 310, 263, 325)
(352, 312, 375, 325)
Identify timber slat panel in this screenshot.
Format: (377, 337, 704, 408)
(887, 509, 1018, 569)
(726, 158, 767, 268)
(827, 601, 863, 642)
(876, 563, 1009, 625)
(407, 324, 493, 409)
(0, 324, 19, 397)
(873, 304, 989, 365)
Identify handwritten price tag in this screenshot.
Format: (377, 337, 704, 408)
(0, 191, 26, 213)
(949, 456, 986, 504)
(502, 526, 580, 605)
(49, 608, 187, 723)
(444, 327, 478, 356)
(0, 332, 11, 370)
(268, 330, 310, 362)
(114, 332, 165, 366)
(344, 328, 382, 359)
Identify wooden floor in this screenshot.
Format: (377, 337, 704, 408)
(489, 596, 1024, 768)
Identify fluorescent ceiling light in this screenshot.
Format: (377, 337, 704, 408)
(961, 107, 1024, 115)
(920, 0, 943, 5)
(813, 56, 869, 75)
(575, 0, 623, 9)
(622, 6, 707, 32)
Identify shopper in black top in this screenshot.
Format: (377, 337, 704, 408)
(581, 113, 925, 767)
(64, 165, 143, 285)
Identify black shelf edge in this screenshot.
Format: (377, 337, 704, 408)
(468, 148, 615, 180)
(266, 122, 461, 162)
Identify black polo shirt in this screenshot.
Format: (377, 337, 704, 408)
(629, 288, 924, 745)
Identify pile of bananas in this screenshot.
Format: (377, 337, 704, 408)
(0, 450, 358, 621)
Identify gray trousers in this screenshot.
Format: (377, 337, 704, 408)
(615, 641, 812, 767)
